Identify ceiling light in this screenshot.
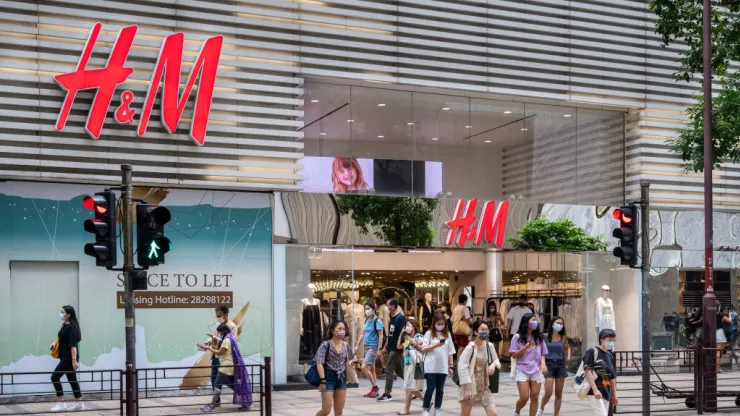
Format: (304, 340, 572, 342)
(563, 114, 572, 118)
(442, 107, 450, 111)
(465, 125, 472, 129)
(504, 110, 512, 114)
(377, 135, 384, 138)
(521, 128, 528, 131)
(347, 119, 355, 123)
(310, 99, 319, 103)
(484, 140, 491, 143)
(407, 122, 415, 126)
(319, 132, 326, 136)
(377, 103, 386, 107)
(431, 137, 439, 141)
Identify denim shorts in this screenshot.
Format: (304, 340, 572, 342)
(545, 359, 568, 379)
(324, 369, 347, 392)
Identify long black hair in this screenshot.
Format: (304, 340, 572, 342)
(363, 301, 376, 322)
(547, 315, 566, 343)
(62, 305, 82, 341)
(516, 312, 544, 346)
(325, 320, 347, 341)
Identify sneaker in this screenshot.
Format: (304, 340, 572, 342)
(69, 402, 86, 411)
(536, 411, 543, 416)
(423, 411, 430, 416)
(50, 403, 67, 412)
(377, 393, 393, 402)
(368, 386, 380, 398)
(201, 404, 217, 413)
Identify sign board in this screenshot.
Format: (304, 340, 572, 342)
(445, 199, 509, 247)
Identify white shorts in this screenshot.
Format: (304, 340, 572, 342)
(587, 397, 609, 416)
(717, 329, 728, 344)
(515, 368, 545, 384)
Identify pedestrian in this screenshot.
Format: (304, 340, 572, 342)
(50, 305, 84, 412)
(506, 295, 532, 340)
(397, 320, 425, 415)
(730, 305, 739, 361)
(205, 306, 239, 397)
(378, 298, 407, 402)
(313, 321, 353, 416)
(452, 294, 473, 358)
(583, 329, 618, 415)
(485, 300, 505, 352)
(198, 324, 252, 412)
(379, 292, 404, 377)
(510, 313, 547, 416)
(459, 319, 501, 416)
(419, 311, 455, 416)
(354, 301, 384, 398)
(538, 316, 570, 416)
(717, 302, 731, 372)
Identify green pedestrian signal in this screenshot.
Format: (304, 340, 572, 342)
(148, 241, 160, 259)
(136, 205, 171, 267)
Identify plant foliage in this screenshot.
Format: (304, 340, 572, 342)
(336, 195, 438, 247)
(508, 216, 607, 252)
(650, 0, 740, 171)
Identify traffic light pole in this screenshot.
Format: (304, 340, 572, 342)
(121, 164, 137, 416)
(702, 0, 717, 412)
(640, 182, 650, 416)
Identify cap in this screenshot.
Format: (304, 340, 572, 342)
(601, 285, 610, 291)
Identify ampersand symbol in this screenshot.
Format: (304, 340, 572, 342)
(115, 90, 136, 124)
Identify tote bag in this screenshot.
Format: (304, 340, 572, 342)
(486, 343, 499, 393)
(304, 341, 330, 387)
(572, 347, 598, 400)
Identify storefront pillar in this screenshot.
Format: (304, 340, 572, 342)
(272, 245, 287, 385)
(485, 250, 503, 292)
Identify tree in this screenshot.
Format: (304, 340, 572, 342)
(335, 195, 438, 247)
(650, 0, 740, 171)
(508, 215, 607, 252)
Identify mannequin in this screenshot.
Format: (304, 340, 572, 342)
(594, 285, 616, 335)
(418, 293, 435, 331)
(342, 291, 365, 359)
(300, 283, 323, 362)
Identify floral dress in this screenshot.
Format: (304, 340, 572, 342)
(470, 345, 494, 407)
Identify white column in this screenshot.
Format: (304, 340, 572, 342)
(272, 244, 287, 385)
(485, 250, 503, 292)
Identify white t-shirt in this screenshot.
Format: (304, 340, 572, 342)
(422, 331, 455, 374)
(507, 305, 533, 334)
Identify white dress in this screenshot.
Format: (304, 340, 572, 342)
(594, 297, 615, 333)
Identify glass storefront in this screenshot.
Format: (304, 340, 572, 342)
(299, 79, 626, 207)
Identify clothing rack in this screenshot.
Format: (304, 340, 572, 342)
(485, 288, 582, 300)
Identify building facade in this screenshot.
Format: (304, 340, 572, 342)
(0, 0, 733, 392)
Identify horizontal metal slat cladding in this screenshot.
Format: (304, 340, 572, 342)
(0, 0, 733, 208)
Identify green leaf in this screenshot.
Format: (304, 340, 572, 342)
(508, 215, 607, 252)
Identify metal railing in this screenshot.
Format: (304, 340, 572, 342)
(0, 357, 272, 416)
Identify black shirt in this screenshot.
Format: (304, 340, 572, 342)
(583, 347, 616, 401)
(58, 323, 80, 361)
(387, 313, 407, 352)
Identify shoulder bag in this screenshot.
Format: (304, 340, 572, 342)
(304, 341, 330, 387)
(412, 335, 426, 380)
(487, 343, 499, 393)
(50, 338, 60, 359)
(572, 347, 598, 400)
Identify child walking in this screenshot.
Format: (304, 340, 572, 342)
(398, 320, 425, 415)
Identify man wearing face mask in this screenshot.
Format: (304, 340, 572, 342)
(583, 329, 617, 416)
(507, 294, 533, 340)
(378, 299, 407, 402)
(205, 306, 239, 395)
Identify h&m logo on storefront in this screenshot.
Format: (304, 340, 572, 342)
(445, 199, 509, 247)
(54, 22, 223, 146)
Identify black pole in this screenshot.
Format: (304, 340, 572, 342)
(640, 182, 650, 416)
(702, 0, 717, 411)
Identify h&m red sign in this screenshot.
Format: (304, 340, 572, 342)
(445, 199, 509, 247)
(54, 23, 223, 146)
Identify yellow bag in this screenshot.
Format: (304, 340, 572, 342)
(50, 338, 60, 359)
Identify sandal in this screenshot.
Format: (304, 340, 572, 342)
(397, 412, 410, 415)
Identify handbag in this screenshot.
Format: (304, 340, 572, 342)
(413, 347, 426, 381)
(491, 328, 503, 343)
(304, 341, 330, 387)
(573, 347, 598, 400)
(486, 343, 499, 393)
(50, 338, 60, 359)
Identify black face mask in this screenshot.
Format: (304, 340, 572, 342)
(519, 302, 526, 307)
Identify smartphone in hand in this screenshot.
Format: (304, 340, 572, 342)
(439, 338, 446, 344)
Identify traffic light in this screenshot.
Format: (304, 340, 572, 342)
(612, 204, 638, 266)
(136, 204, 171, 267)
(83, 191, 117, 268)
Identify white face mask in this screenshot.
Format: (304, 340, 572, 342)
(59, 313, 66, 321)
(365, 309, 373, 317)
(217, 317, 226, 323)
(385, 306, 391, 313)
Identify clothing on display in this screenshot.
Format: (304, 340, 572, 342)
(300, 304, 323, 362)
(594, 286, 616, 334)
(419, 294, 435, 331)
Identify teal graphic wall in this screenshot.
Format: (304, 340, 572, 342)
(0, 182, 272, 391)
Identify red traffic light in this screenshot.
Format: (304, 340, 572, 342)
(612, 208, 633, 224)
(612, 209, 622, 220)
(83, 195, 109, 215)
(83, 195, 95, 211)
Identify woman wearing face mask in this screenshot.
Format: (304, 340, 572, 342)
(49, 306, 84, 412)
(458, 320, 501, 416)
(354, 302, 384, 398)
(537, 317, 570, 416)
(486, 301, 505, 351)
(397, 321, 425, 415)
(419, 312, 455, 416)
(198, 324, 252, 412)
(313, 321, 352, 416)
(509, 313, 547, 416)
